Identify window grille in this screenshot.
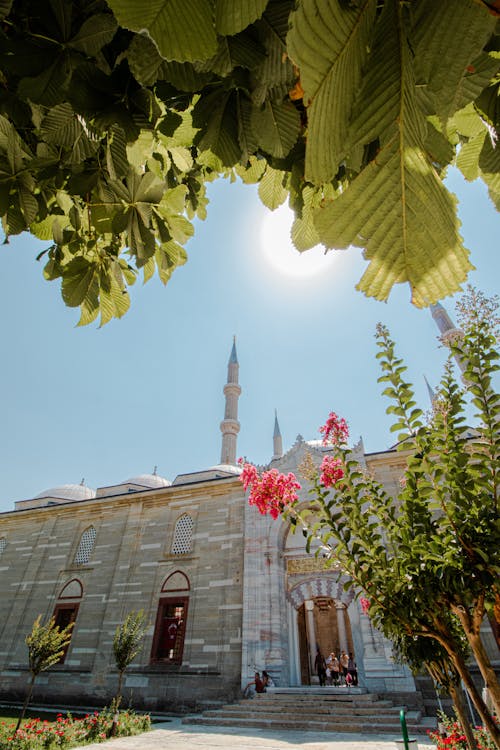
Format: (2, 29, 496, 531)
(0, 537, 5, 556)
(73, 526, 96, 565)
(171, 514, 193, 555)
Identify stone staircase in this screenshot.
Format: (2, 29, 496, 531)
(183, 688, 437, 735)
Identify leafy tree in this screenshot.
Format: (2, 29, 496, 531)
(15, 615, 74, 732)
(239, 289, 500, 746)
(0, 0, 499, 323)
(112, 609, 146, 707)
(392, 633, 476, 750)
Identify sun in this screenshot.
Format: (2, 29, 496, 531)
(259, 203, 337, 278)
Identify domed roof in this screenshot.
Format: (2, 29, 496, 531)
(34, 483, 96, 501)
(208, 464, 242, 475)
(122, 473, 171, 488)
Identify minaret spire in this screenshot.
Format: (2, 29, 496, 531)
(220, 337, 241, 465)
(430, 302, 465, 372)
(424, 375, 436, 406)
(273, 410, 283, 460)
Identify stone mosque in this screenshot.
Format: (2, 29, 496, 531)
(0, 305, 497, 712)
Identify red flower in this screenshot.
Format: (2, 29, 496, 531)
(319, 412, 349, 446)
(239, 462, 301, 519)
(319, 456, 344, 487)
(360, 597, 370, 614)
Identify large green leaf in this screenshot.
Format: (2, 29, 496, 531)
(106, 0, 217, 63)
(40, 103, 99, 163)
(252, 98, 300, 158)
(68, 14, 118, 56)
(287, 0, 376, 183)
(314, 132, 472, 306)
(314, 0, 472, 307)
(412, 0, 497, 122)
(251, 0, 296, 106)
(193, 89, 241, 165)
(215, 0, 268, 35)
(258, 164, 288, 209)
(61, 257, 99, 307)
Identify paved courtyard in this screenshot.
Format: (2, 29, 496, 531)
(74, 717, 435, 750)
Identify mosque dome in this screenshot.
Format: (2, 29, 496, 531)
(34, 483, 96, 501)
(122, 473, 171, 488)
(208, 464, 242, 475)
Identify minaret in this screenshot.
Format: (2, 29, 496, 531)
(220, 337, 241, 465)
(430, 302, 465, 372)
(424, 375, 437, 405)
(272, 410, 283, 460)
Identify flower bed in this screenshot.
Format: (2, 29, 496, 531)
(0, 709, 150, 749)
(428, 714, 499, 750)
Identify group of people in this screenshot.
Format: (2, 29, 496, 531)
(315, 648, 358, 687)
(244, 670, 275, 696)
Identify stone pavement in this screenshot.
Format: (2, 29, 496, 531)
(73, 716, 436, 750)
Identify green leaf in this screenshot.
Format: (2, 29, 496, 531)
(251, 0, 296, 107)
(252, 98, 300, 159)
(313, 0, 473, 307)
(61, 257, 99, 307)
(258, 164, 288, 209)
(287, 0, 376, 182)
(215, 0, 268, 35)
(411, 0, 497, 123)
(194, 90, 241, 166)
(40, 103, 99, 163)
(106, 125, 129, 180)
(68, 14, 118, 56)
(107, 0, 218, 63)
(18, 58, 71, 107)
(0, 0, 13, 21)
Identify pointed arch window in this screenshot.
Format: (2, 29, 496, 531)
(0, 537, 6, 557)
(73, 526, 96, 565)
(52, 579, 83, 663)
(171, 514, 193, 555)
(150, 572, 190, 664)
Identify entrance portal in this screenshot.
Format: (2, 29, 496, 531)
(297, 597, 353, 685)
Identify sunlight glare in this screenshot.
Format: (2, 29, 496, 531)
(259, 204, 337, 278)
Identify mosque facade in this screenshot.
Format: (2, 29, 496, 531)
(0, 308, 497, 712)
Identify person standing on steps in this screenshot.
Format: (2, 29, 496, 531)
(314, 647, 327, 686)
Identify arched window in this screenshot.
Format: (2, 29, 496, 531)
(73, 526, 96, 565)
(0, 537, 6, 557)
(52, 579, 83, 663)
(150, 572, 190, 664)
(171, 514, 193, 555)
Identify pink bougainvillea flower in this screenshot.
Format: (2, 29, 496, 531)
(360, 597, 370, 614)
(239, 462, 301, 519)
(319, 456, 344, 488)
(319, 411, 349, 446)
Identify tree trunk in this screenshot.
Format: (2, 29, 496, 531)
(449, 681, 477, 750)
(454, 606, 500, 717)
(448, 648, 500, 749)
(15, 673, 36, 733)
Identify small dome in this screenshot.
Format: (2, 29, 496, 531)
(35, 483, 96, 501)
(208, 464, 243, 475)
(122, 474, 171, 488)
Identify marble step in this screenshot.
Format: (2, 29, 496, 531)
(184, 715, 431, 734)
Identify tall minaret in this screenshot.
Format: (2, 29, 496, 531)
(430, 302, 465, 372)
(272, 410, 283, 460)
(220, 337, 241, 465)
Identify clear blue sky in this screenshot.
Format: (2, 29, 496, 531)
(0, 169, 498, 513)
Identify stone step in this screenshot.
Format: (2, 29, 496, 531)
(247, 698, 397, 711)
(200, 708, 422, 726)
(184, 715, 429, 734)
(212, 705, 413, 720)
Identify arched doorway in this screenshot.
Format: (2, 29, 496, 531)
(297, 597, 354, 684)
